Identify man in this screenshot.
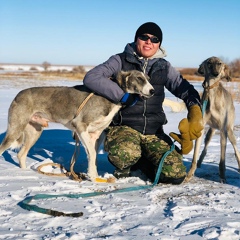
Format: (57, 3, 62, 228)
(83, 22, 203, 184)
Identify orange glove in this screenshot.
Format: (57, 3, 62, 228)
(169, 118, 193, 155)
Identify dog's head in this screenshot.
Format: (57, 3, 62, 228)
(116, 70, 155, 99)
(198, 56, 231, 82)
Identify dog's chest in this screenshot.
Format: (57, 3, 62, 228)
(88, 105, 121, 132)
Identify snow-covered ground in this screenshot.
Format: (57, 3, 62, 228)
(0, 77, 240, 240)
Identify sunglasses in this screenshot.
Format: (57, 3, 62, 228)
(138, 34, 160, 43)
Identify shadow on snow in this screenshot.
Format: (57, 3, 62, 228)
(0, 130, 239, 186)
(0, 129, 115, 176)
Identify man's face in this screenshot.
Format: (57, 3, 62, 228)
(136, 34, 160, 58)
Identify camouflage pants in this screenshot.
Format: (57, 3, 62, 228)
(104, 125, 186, 181)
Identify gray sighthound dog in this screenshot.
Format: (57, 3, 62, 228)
(0, 70, 154, 182)
(185, 57, 240, 183)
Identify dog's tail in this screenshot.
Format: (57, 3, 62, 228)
(0, 133, 24, 155)
(9, 136, 24, 150)
(163, 98, 186, 112)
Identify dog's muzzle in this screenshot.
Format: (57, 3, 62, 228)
(140, 88, 155, 100)
(150, 89, 155, 96)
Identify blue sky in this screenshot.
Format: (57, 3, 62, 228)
(0, 0, 239, 68)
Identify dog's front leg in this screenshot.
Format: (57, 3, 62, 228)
(184, 129, 204, 182)
(79, 131, 98, 181)
(219, 130, 227, 183)
(197, 128, 215, 168)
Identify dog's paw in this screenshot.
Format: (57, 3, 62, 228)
(95, 176, 116, 183)
(183, 174, 192, 183)
(220, 178, 226, 184)
(106, 176, 116, 183)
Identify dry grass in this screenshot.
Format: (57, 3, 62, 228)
(0, 71, 86, 81)
(180, 68, 240, 82)
(182, 74, 204, 81)
(182, 74, 240, 82)
(0, 69, 239, 82)
(0, 70, 239, 102)
(41, 71, 86, 80)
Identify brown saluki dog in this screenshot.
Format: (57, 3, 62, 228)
(185, 57, 240, 183)
(0, 70, 154, 182)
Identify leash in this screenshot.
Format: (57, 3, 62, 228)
(202, 83, 209, 115)
(202, 99, 208, 115)
(18, 144, 175, 217)
(19, 91, 207, 217)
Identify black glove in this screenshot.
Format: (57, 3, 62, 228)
(120, 93, 139, 107)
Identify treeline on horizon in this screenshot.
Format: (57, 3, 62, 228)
(0, 58, 240, 81)
(179, 58, 240, 80)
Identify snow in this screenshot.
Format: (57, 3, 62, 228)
(0, 64, 94, 72)
(0, 77, 240, 240)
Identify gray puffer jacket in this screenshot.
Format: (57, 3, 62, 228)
(83, 43, 201, 135)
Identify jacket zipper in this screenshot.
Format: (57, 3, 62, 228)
(142, 59, 148, 134)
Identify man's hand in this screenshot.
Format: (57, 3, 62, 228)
(120, 93, 139, 107)
(170, 118, 193, 155)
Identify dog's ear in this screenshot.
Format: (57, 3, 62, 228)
(223, 64, 232, 82)
(116, 71, 131, 90)
(197, 62, 205, 76)
(119, 71, 131, 79)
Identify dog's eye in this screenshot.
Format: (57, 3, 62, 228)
(207, 62, 212, 67)
(137, 77, 144, 82)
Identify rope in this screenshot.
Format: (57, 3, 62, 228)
(37, 163, 68, 177)
(75, 92, 94, 118)
(36, 135, 84, 182)
(68, 136, 84, 181)
(18, 144, 175, 217)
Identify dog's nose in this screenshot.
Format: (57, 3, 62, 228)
(150, 89, 155, 95)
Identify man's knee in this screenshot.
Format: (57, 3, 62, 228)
(160, 150, 186, 181)
(107, 141, 141, 169)
(105, 126, 141, 169)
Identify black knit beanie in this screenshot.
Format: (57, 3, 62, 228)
(134, 22, 163, 45)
